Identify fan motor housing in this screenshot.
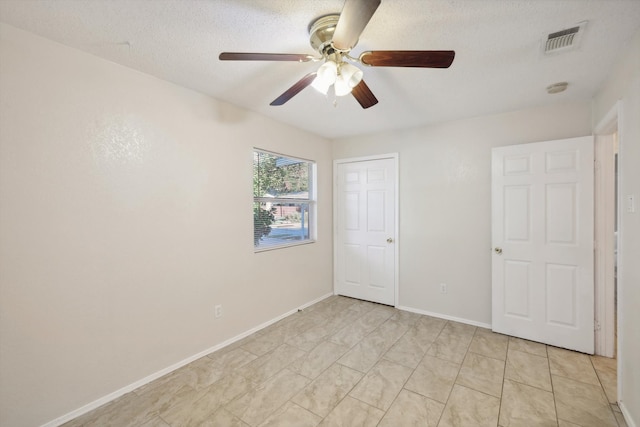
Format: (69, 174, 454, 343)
(309, 14, 342, 54)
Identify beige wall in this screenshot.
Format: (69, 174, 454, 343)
(593, 29, 640, 426)
(0, 24, 333, 427)
(333, 102, 592, 325)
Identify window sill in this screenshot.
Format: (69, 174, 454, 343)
(254, 240, 316, 253)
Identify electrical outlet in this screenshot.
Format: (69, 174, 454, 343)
(214, 305, 223, 318)
(440, 283, 447, 294)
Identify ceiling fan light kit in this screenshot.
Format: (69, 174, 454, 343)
(219, 0, 455, 109)
(313, 60, 364, 96)
(340, 63, 364, 88)
(312, 61, 336, 94)
(334, 74, 353, 97)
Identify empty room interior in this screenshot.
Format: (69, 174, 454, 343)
(1, 1, 639, 426)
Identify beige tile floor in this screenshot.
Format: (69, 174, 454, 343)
(64, 296, 627, 427)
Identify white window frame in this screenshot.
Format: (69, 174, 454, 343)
(253, 148, 316, 252)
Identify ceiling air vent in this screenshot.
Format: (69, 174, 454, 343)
(543, 21, 587, 55)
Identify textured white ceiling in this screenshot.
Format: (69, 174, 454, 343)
(1, 0, 639, 139)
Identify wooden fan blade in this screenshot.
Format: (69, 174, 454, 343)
(270, 72, 318, 106)
(351, 80, 378, 109)
(219, 52, 315, 62)
(333, 0, 381, 51)
(360, 50, 455, 68)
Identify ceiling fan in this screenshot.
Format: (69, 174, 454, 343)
(219, 0, 455, 109)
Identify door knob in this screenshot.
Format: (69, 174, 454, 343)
(387, 238, 394, 243)
(494, 247, 503, 255)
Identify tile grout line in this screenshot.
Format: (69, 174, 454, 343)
(589, 353, 621, 426)
(545, 344, 562, 427)
(432, 320, 460, 426)
(422, 320, 452, 427)
(496, 336, 511, 427)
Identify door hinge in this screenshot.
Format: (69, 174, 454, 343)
(594, 321, 601, 331)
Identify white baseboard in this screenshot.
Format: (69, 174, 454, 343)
(396, 305, 492, 330)
(41, 292, 333, 427)
(620, 401, 637, 427)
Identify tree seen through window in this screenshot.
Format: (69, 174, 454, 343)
(253, 150, 314, 249)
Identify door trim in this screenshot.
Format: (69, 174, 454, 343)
(594, 101, 623, 406)
(594, 101, 622, 357)
(333, 153, 399, 307)
(594, 133, 616, 358)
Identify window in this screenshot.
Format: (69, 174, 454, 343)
(253, 149, 315, 250)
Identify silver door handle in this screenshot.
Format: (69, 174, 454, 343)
(494, 247, 503, 255)
(387, 238, 394, 243)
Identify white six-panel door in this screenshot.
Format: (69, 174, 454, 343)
(492, 136, 594, 354)
(335, 157, 396, 306)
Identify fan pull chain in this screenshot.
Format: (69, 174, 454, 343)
(328, 85, 338, 108)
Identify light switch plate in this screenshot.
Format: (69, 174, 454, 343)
(626, 195, 635, 213)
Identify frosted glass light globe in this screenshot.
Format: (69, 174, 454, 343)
(312, 61, 338, 94)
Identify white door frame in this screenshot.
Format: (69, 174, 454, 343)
(333, 153, 399, 307)
(596, 101, 626, 410)
(594, 104, 619, 358)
